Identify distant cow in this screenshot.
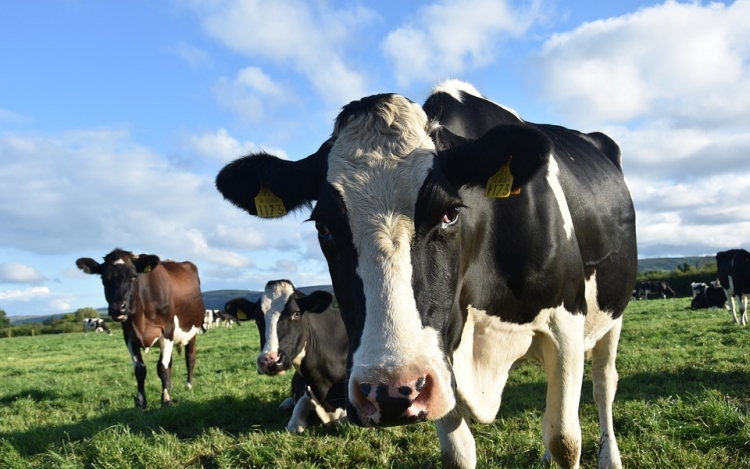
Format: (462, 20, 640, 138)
(223, 280, 348, 433)
(717, 249, 750, 325)
(691, 286, 728, 310)
(216, 80, 636, 468)
(202, 309, 239, 332)
(82, 317, 111, 336)
(76, 249, 205, 408)
(638, 280, 676, 299)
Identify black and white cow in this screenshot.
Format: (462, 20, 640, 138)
(691, 285, 727, 310)
(82, 317, 111, 336)
(637, 280, 676, 299)
(223, 282, 348, 432)
(717, 249, 750, 326)
(216, 80, 637, 468)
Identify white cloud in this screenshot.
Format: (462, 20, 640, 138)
(194, 0, 376, 105)
(383, 0, 545, 86)
(0, 262, 46, 284)
(214, 67, 287, 122)
(184, 128, 282, 162)
(0, 286, 50, 302)
(533, 0, 750, 128)
(170, 41, 212, 69)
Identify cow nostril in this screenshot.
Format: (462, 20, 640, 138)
(359, 382, 372, 396)
(120, 303, 127, 312)
(398, 385, 412, 396)
(415, 376, 426, 392)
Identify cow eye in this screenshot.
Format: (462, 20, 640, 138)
(441, 207, 460, 229)
(290, 311, 301, 320)
(315, 221, 331, 239)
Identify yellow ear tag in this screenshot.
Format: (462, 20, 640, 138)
(484, 159, 515, 199)
(254, 185, 287, 218)
(143, 265, 152, 273)
(236, 309, 247, 320)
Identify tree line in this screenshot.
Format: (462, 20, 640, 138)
(0, 307, 121, 338)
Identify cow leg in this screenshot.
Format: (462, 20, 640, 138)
(126, 338, 147, 409)
(185, 335, 197, 390)
(157, 337, 174, 406)
(740, 294, 748, 326)
(539, 317, 584, 469)
(435, 404, 476, 469)
(287, 393, 316, 433)
(590, 318, 623, 469)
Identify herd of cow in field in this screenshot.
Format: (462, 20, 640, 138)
(72, 80, 750, 469)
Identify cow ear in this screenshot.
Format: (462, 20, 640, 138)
(296, 291, 334, 314)
(215, 139, 333, 218)
(440, 124, 551, 193)
(76, 258, 102, 275)
(222, 298, 256, 322)
(133, 254, 160, 273)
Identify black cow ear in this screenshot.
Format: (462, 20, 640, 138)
(296, 291, 334, 314)
(440, 124, 551, 194)
(133, 254, 160, 273)
(222, 298, 256, 321)
(215, 139, 333, 218)
(76, 258, 102, 275)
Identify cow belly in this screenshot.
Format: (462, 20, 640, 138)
(171, 316, 200, 345)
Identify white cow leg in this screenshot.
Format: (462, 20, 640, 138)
(157, 337, 174, 406)
(741, 295, 748, 326)
(287, 394, 315, 433)
(436, 405, 476, 469)
(539, 322, 584, 469)
(591, 318, 623, 469)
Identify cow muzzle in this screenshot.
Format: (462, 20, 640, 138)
(348, 372, 439, 427)
(108, 302, 129, 322)
(256, 352, 288, 376)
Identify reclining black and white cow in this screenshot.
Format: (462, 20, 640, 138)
(82, 317, 111, 336)
(223, 281, 348, 432)
(216, 80, 636, 468)
(717, 249, 750, 325)
(691, 285, 728, 310)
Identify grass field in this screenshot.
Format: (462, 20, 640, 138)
(1, 298, 749, 468)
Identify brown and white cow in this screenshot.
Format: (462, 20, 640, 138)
(76, 248, 205, 408)
(216, 81, 636, 468)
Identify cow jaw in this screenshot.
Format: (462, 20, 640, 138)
(327, 95, 456, 426)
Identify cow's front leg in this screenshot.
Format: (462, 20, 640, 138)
(157, 337, 174, 406)
(185, 336, 197, 390)
(739, 295, 748, 326)
(539, 315, 584, 469)
(287, 394, 316, 433)
(435, 405, 476, 469)
(127, 339, 148, 408)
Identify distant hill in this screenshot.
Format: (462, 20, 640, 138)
(637, 256, 715, 273)
(9, 285, 336, 325)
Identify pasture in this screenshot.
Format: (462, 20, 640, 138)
(1, 298, 749, 468)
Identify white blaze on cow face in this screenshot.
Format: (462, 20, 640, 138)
(327, 94, 456, 423)
(257, 281, 295, 374)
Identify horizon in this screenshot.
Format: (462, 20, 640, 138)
(2, 1, 749, 317)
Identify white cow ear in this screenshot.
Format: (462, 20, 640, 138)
(76, 258, 101, 275)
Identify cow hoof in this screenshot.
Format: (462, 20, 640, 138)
(135, 396, 147, 409)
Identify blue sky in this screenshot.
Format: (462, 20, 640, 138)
(1, 0, 749, 317)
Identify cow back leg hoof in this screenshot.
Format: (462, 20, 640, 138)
(135, 394, 146, 409)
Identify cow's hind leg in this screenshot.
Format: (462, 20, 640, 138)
(591, 318, 623, 469)
(185, 335, 197, 390)
(739, 295, 748, 326)
(435, 405, 476, 469)
(157, 337, 174, 406)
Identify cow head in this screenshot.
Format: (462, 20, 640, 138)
(76, 249, 160, 322)
(216, 93, 549, 426)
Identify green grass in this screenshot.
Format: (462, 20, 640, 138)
(1, 299, 749, 468)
